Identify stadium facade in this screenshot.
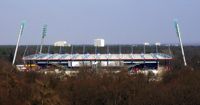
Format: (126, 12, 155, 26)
(23, 53, 172, 71)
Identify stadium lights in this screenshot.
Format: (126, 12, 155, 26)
(143, 42, 149, 54)
(174, 20, 187, 66)
(39, 24, 48, 54)
(12, 21, 25, 65)
(155, 42, 161, 53)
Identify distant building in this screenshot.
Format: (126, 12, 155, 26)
(54, 41, 71, 47)
(94, 39, 105, 47)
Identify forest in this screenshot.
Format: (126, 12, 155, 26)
(0, 45, 200, 105)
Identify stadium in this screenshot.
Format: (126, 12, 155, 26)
(22, 50, 172, 72)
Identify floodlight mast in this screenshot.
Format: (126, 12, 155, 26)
(39, 24, 47, 54)
(155, 42, 161, 53)
(12, 22, 25, 65)
(174, 20, 187, 66)
(143, 42, 149, 54)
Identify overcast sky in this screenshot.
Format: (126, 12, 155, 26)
(0, 0, 199, 45)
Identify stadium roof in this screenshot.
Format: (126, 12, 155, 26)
(23, 53, 172, 61)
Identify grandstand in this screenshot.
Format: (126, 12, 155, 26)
(23, 53, 172, 70)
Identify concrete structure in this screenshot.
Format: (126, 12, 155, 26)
(94, 39, 105, 47)
(54, 41, 71, 47)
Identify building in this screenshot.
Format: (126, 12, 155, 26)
(94, 39, 105, 47)
(54, 41, 71, 47)
(23, 53, 172, 71)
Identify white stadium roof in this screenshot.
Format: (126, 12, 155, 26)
(23, 53, 172, 61)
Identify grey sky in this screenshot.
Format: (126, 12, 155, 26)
(0, 0, 199, 45)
